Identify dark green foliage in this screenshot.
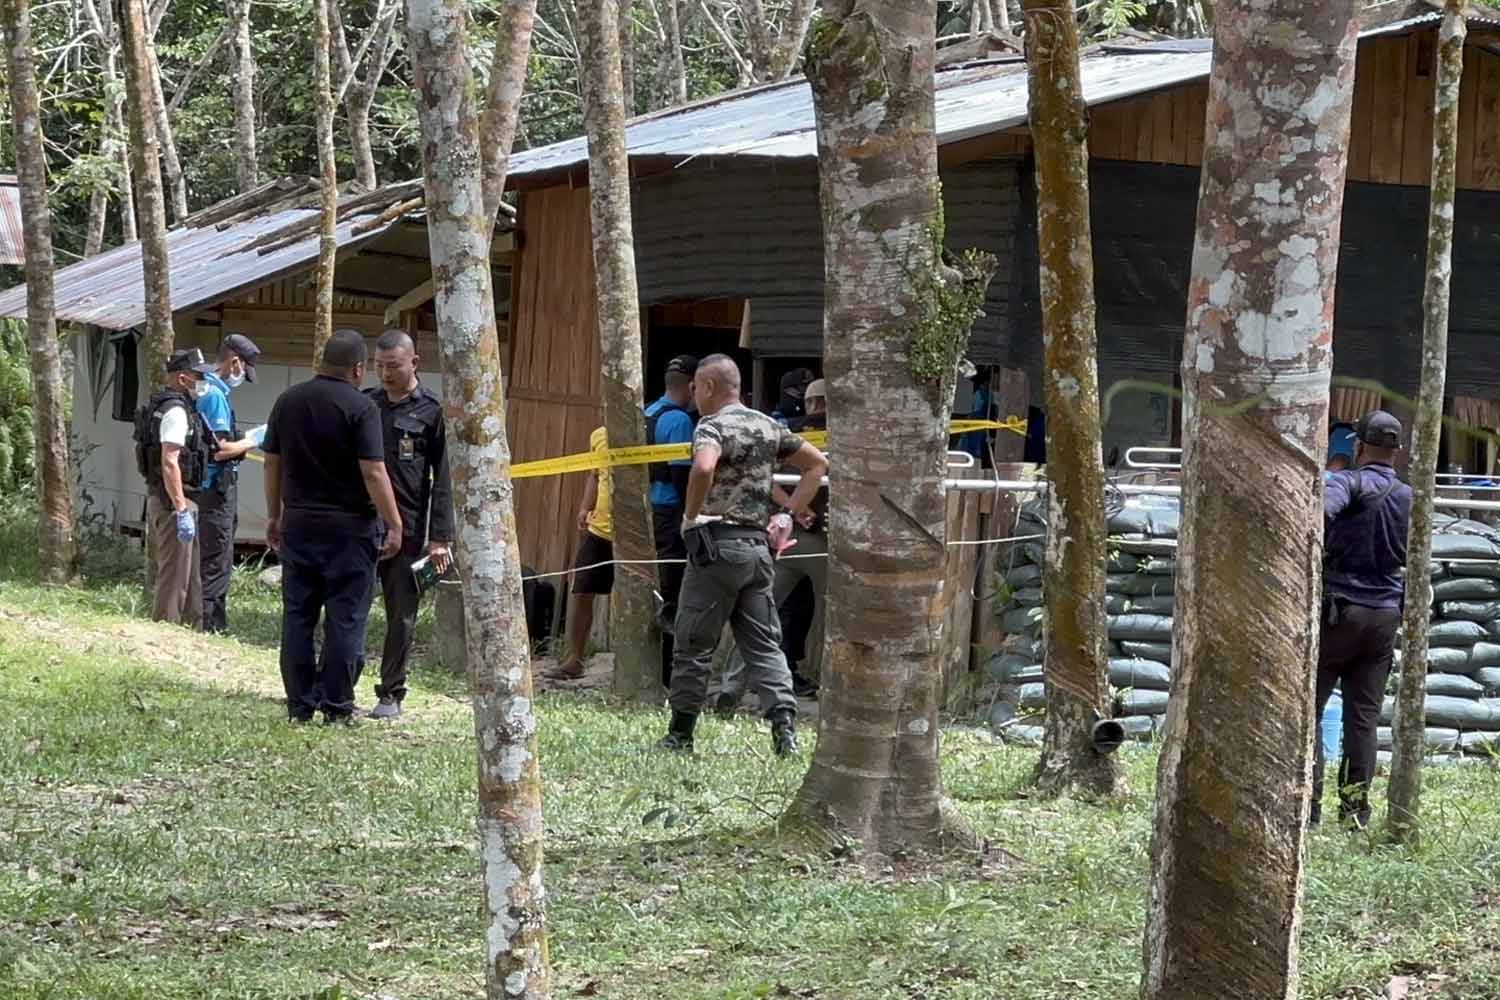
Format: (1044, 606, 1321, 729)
(0, 321, 35, 497)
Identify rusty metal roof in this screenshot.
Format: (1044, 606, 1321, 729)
(0, 176, 23, 267)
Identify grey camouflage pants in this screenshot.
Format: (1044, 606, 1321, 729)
(669, 534, 796, 719)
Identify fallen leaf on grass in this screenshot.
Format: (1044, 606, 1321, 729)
(22, 738, 41, 755)
(574, 980, 600, 997)
(367, 939, 400, 953)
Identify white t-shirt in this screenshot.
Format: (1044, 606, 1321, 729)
(158, 405, 189, 448)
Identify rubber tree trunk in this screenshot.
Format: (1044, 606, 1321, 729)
(1388, 0, 1466, 848)
(660, 0, 686, 106)
(480, 0, 538, 226)
(618, 0, 635, 113)
(84, 43, 124, 256)
(406, 0, 551, 996)
(766, 0, 815, 79)
(144, 41, 188, 221)
(1141, 3, 1359, 998)
(3, 0, 77, 583)
(783, 0, 993, 856)
(577, 0, 662, 705)
(119, 0, 173, 379)
(227, 0, 257, 193)
(311, 0, 337, 366)
(335, 2, 399, 193)
(1024, 0, 1125, 801)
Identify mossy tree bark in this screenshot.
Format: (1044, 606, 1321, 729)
(1141, 1, 1359, 997)
(406, 0, 551, 995)
(1388, 0, 1466, 848)
(1023, 0, 1125, 801)
(311, 0, 337, 366)
(226, 0, 257, 192)
(578, 0, 662, 705)
(783, 0, 994, 855)
(2, 0, 77, 583)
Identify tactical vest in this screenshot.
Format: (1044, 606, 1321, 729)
(133, 390, 214, 501)
(645, 402, 694, 488)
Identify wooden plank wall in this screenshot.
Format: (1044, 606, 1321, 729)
(507, 184, 603, 573)
(1085, 34, 1500, 192)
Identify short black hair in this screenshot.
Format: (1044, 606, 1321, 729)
(322, 328, 368, 370)
(375, 329, 415, 353)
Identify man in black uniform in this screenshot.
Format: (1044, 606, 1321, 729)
(363, 329, 455, 720)
(263, 329, 403, 725)
(1313, 410, 1413, 829)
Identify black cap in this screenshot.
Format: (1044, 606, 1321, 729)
(166, 347, 214, 376)
(780, 367, 815, 395)
(665, 354, 699, 377)
(1357, 410, 1403, 449)
(221, 333, 261, 382)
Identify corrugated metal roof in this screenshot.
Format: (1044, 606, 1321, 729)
(508, 47, 1215, 181)
(1364, 9, 1500, 36)
(0, 203, 403, 330)
(0, 176, 24, 267)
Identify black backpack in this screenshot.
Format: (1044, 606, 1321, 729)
(645, 402, 695, 490)
(133, 390, 213, 498)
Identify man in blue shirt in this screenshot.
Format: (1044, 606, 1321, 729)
(1312, 410, 1412, 829)
(645, 355, 698, 686)
(195, 334, 263, 632)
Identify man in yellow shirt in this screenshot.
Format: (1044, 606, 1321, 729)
(549, 426, 613, 680)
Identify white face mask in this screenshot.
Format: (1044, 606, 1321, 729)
(225, 370, 246, 389)
(192, 379, 211, 399)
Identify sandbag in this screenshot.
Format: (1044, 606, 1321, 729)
(1430, 646, 1474, 673)
(1126, 596, 1176, 616)
(1137, 557, 1177, 576)
(1116, 689, 1170, 716)
(1446, 561, 1500, 579)
(1429, 620, 1487, 646)
(1000, 723, 1045, 746)
(1108, 658, 1172, 690)
(1438, 601, 1500, 622)
(1474, 666, 1500, 695)
(1460, 730, 1500, 754)
(985, 654, 1039, 685)
(1106, 504, 1180, 540)
(1108, 550, 1141, 573)
(1012, 587, 1044, 607)
(1469, 643, 1500, 669)
(1003, 607, 1044, 636)
(1021, 542, 1046, 566)
(1426, 673, 1485, 698)
(1432, 577, 1500, 601)
(1119, 640, 1172, 663)
(1106, 574, 1175, 597)
(1018, 682, 1047, 709)
(1432, 533, 1500, 561)
(1376, 726, 1460, 751)
(1422, 695, 1500, 729)
(1004, 564, 1043, 589)
(1116, 715, 1161, 741)
(1105, 595, 1130, 615)
(1107, 614, 1173, 642)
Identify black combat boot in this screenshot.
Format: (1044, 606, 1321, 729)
(655, 710, 697, 753)
(770, 709, 798, 757)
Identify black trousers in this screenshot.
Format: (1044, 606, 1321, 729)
(280, 514, 378, 720)
(198, 475, 237, 633)
(1313, 601, 1401, 824)
(653, 506, 687, 687)
(375, 536, 426, 703)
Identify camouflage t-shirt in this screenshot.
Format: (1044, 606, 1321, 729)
(694, 403, 805, 529)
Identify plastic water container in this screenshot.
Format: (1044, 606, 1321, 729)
(1320, 697, 1343, 759)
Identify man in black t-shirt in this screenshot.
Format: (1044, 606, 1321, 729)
(263, 329, 403, 724)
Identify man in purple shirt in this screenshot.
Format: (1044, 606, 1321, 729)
(1312, 410, 1412, 829)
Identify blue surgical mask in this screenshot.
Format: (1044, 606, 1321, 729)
(225, 371, 246, 389)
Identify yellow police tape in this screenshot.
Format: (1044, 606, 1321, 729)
(509, 417, 1026, 479)
(243, 416, 1026, 476)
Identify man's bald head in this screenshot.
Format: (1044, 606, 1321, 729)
(693, 354, 742, 416)
(376, 329, 415, 354)
(374, 327, 421, 398)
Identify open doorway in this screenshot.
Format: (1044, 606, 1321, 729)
(644, 300, 753, 400)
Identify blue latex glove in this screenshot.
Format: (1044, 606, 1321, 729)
(176, 509, 196, 542)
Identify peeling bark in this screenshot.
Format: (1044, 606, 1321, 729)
(1388, 0, 1465, 848)
(784, 0, 991, 856)
(311, 0, 337, 366)
(1024, 0, 1125, 801)
(406, 0, 550, 995)
(3, 0, 77, 583)
(480, 0, 538, 225)
(577, 0, 661, 705)
(118, 0, 173, 379)
(1141, 2, 1359, 997)
(227, 0, 257, 192)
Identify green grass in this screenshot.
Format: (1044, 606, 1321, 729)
(4, 502, 1500, 998)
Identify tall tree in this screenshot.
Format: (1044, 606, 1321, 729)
(406, 0, 550, 995)
(783, 0, 993, 854)
(1388, 0, 1466, 848)
(655, 0, 688, 106)
(81, 0, 135, 249)
(480, 0, 539, 224)
(118, 0, 173, 378)
(330, 0, 401, 191)
(1024, 0, 1125, 800)
(697, 0, 815, 82)
(144, 38, 188, 220)
(577, 0, 662, 704)
(2, 0, 77, 583)
(227, 0, 258, 192)
(1141, 1, 1360, 996)
(311, 0, 338, 364)
(619, 0, 636, 112)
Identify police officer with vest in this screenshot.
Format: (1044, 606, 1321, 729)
(361, 330, 455, 719)
(196, 334, 263, 632)
(1313, 410, 1413, 829)
(644, 355, 698, 686)
(135, 348, 218, 628)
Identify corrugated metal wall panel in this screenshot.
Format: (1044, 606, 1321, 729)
(630, 158, 1020, 362)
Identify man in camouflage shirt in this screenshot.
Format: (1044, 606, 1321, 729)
(657, 355, 828, 756)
